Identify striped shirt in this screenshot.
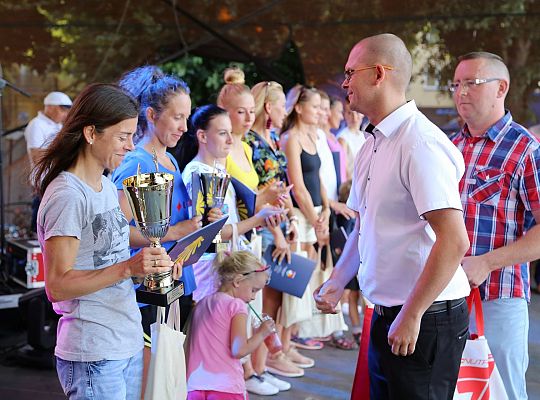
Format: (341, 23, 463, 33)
(450, 111, 540, 302)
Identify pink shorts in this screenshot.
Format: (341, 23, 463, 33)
(187, 390, 248, 400)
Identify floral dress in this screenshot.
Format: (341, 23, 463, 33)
(245, 129, 288, 188)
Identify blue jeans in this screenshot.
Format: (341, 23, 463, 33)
(470, 297, 529, 400)
(56, 350, 143, 400)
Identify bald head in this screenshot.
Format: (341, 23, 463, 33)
(351, 33, 413, 91)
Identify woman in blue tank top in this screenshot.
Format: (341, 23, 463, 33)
(111, 66, 202, 394)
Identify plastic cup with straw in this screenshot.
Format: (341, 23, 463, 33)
(248, 303, 282, 353)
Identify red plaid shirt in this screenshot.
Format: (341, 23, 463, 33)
(450, 111, 540, 302)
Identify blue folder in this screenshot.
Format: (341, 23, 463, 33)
(231, 177, 257, 220)
(167, 215, 228, 265)
(263, 245, 316, 298)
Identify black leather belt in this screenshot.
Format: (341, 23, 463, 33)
(374, 298, 466, 319)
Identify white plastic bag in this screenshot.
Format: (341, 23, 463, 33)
(453, 288, 508, 400)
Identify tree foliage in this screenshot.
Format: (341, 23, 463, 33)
(1, 0, 540, 121)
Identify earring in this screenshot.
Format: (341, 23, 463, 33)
(89, 140, 93, 145)
(266, 117, 272, 130)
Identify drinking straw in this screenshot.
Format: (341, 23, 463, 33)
(248, 303, 264, 323)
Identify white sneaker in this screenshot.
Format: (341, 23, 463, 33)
(261, 371, 291, 391)
(245, 374, 279, 396)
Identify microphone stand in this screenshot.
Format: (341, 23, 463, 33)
(0, 66, 31, 277)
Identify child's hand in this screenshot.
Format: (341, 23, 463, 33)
(256, 319, 275, 338)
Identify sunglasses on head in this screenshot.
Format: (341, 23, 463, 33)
(241, 265, 270, 276)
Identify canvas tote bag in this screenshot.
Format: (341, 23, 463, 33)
(144, 299, 187, 400)
(298, 245, 348, 338)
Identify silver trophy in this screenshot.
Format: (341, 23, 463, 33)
(196, 168, 231, 252)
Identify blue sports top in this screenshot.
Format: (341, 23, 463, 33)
(111, 146, 196, 297)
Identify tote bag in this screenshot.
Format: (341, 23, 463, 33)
(453, 288, 508, 400)
(298, 245, 348, 338)
(144, 300, 187, 400)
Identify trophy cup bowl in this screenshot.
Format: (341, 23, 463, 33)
(122, 172, 174, 291)
(197, 171, 231, 252)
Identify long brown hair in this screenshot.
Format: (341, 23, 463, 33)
(32, 83, 138, 196)
(281, 84, 319, 133)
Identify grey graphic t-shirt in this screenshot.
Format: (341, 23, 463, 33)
(37, 172, 143, 362)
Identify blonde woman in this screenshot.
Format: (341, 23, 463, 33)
(218, 68, 286, 210)
(216, 68, 298, 391)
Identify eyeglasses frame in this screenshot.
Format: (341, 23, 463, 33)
(343, 64, 395, 83)
(448, 78, 502, 94)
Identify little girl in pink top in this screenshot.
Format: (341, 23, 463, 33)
(187, 251, 275, 400)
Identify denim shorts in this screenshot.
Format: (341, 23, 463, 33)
(56, 350, 143, 400)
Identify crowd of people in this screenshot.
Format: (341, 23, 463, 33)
(26, 32, 540, 400)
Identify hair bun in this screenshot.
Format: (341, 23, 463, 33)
(223, 67, 245, 85)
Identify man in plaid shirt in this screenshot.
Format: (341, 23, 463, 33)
(450, 51, 540, 399)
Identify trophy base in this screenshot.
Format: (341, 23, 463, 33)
(144, 273, 173, 290)
(135, 280, 184, 306)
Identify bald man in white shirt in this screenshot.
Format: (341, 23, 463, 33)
(315, 34, 471, 400)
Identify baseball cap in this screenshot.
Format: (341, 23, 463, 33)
(43, 92, 72, 107)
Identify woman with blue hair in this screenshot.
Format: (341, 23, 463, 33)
(111, 65, 201, 395)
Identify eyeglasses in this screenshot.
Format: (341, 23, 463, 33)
(448, 78, 501, 94)
(343, 65, 395, 82)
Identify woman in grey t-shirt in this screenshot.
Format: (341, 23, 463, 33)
(33, 83, 179, 400)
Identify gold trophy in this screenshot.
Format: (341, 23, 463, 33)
(122, 159, 184, 306)
(196, 168, 231, 252)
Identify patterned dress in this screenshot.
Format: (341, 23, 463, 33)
(245, 129, 288, 188)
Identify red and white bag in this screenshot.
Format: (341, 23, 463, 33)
(453, 288, 508, 400)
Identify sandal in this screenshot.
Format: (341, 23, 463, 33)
(353, 332, 361, 345)
(329, 335, 358, 350)
(290, 336, 323, 350)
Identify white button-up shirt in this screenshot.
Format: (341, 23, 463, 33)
(347, 101, 470, 306)
(24, 111, 62, 151)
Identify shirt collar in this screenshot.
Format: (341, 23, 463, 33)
(460, 110, 513, 142)
(373, 100, 418, 138)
